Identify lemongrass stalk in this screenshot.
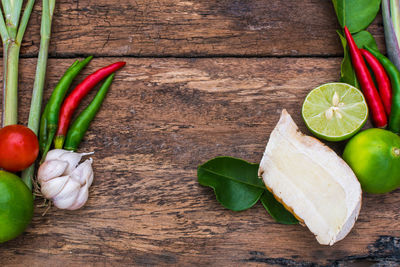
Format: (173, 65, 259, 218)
(2, 0, 23, 39)
(0, 8, 9, 43)
(3, 42, 19, 125)
(16, 0, 34, 44)
(383, 0, 400, 72)
(25, 0, 51, 133)
(22, 0, 54, 189)
(391, 0, 400, 43)
(2, 0, 35, 127)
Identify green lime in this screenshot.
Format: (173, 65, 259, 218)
(0, 171, 34, 243)
(343, 128, 400, 194)
(302, 83, 368, 141)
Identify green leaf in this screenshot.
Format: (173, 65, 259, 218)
(260, 191, 299, 225)
(338, 31, 359, 87)
(332, 0, 382, 33)
(198, 156, 300, 224)
(198, 157, 264, 211)
(354, 30, 379, 50)
(338, 30, 378, 88)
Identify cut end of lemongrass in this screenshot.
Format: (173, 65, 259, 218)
(258, 110, 362, 245)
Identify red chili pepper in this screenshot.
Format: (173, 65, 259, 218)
(54, 61, 126, 148)
(344, 26, 387, 128)
(360, 49, 392, 116)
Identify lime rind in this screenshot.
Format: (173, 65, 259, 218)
(302, 83, 368, 141)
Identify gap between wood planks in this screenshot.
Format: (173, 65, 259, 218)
(11, 53, 345, 59)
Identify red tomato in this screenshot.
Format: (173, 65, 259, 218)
(0, 125, 39, 172)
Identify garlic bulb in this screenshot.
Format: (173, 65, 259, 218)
(38, 149, 94, 210)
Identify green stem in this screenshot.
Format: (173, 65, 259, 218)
(2, 0, 35, 127)
(22, 0, 53, 189)
(1, 0, 23, 40)
(16, 0, 35, 45)
(3, 41, 20, 126)
(26, 0, 50, 134)
(2, 42, 8, 123)
(391, 0, 400, 44)
(0, 7, 9, 43)
(21, 165, 34, 190)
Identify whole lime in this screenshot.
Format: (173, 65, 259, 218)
(0, 171, 34, 243)
(343, 128, 400, 194)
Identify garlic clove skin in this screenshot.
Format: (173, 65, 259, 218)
(45, 149, 69, 161)
(52, 179, 81, 209)
(87, 171, 94, 187)
(45, 149, 87, 175)
(67, 185, 89, 210)
(59, 152, 84, 175)
(40, 175, 69, 199)
(70, 159, 93, 185)
(37, 160, 68, 183)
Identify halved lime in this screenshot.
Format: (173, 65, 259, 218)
(302, 83, 368, 141)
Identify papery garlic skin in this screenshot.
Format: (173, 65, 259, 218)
(38, 149, 94, 210)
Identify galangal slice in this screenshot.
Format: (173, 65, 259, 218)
(258, 109, 362, 245)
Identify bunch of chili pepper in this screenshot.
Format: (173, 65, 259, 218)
(39, 58, 126, 160)
(344, 26, 400, 134)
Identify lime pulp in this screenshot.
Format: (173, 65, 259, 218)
(302, 83, 368, 141)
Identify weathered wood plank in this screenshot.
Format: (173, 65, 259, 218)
(19, 0, 385, 57)
(0, 58, 398, 266)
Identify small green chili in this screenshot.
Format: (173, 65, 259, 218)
(64, 73, 115, 151)
(366, 46, 400, 134)
(39, 103, 49, 153)
(39, 56, 93, 160)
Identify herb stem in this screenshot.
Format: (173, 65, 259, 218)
(22, 0, 54, 189)
(2, 0, 23, 40)
(16, 0, 35, 45)
(3, 41, 20, 126)
(2, 0, 35, 127)
(0, 8, 9, 43)
(391, 0, 400, 43)
(26, 0, 51, 134)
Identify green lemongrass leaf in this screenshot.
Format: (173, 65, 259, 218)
(16, 0, 35, 47)
(338, 30, 378, 88)
(260, 191, 299, 225)
(198, 157, 264, 211)
(0, 8, 8, 43)
(22, 0, 54, 190)
(2, 0, 23, 39)
(2, 0, 35, 127)
(333, 0, 381, 33)
(26, 0, 51, 134)
(383, 0, 400, 71)
(390, 0, 400, 43)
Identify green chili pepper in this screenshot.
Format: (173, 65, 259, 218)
(39, 56, 93, 160)
(39, 103, 49, 153)
(63, 73, 115, 151)
(38, 60, 81, 152)
(366, 46, 400, 134)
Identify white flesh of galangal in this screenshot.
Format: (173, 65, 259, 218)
(258, 110, 361, 245)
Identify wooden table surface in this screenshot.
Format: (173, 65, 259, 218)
(1, 1, 399, 266)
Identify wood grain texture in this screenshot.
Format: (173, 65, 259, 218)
(0, 58, 399, 266)
(18, 0, 385, 57)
